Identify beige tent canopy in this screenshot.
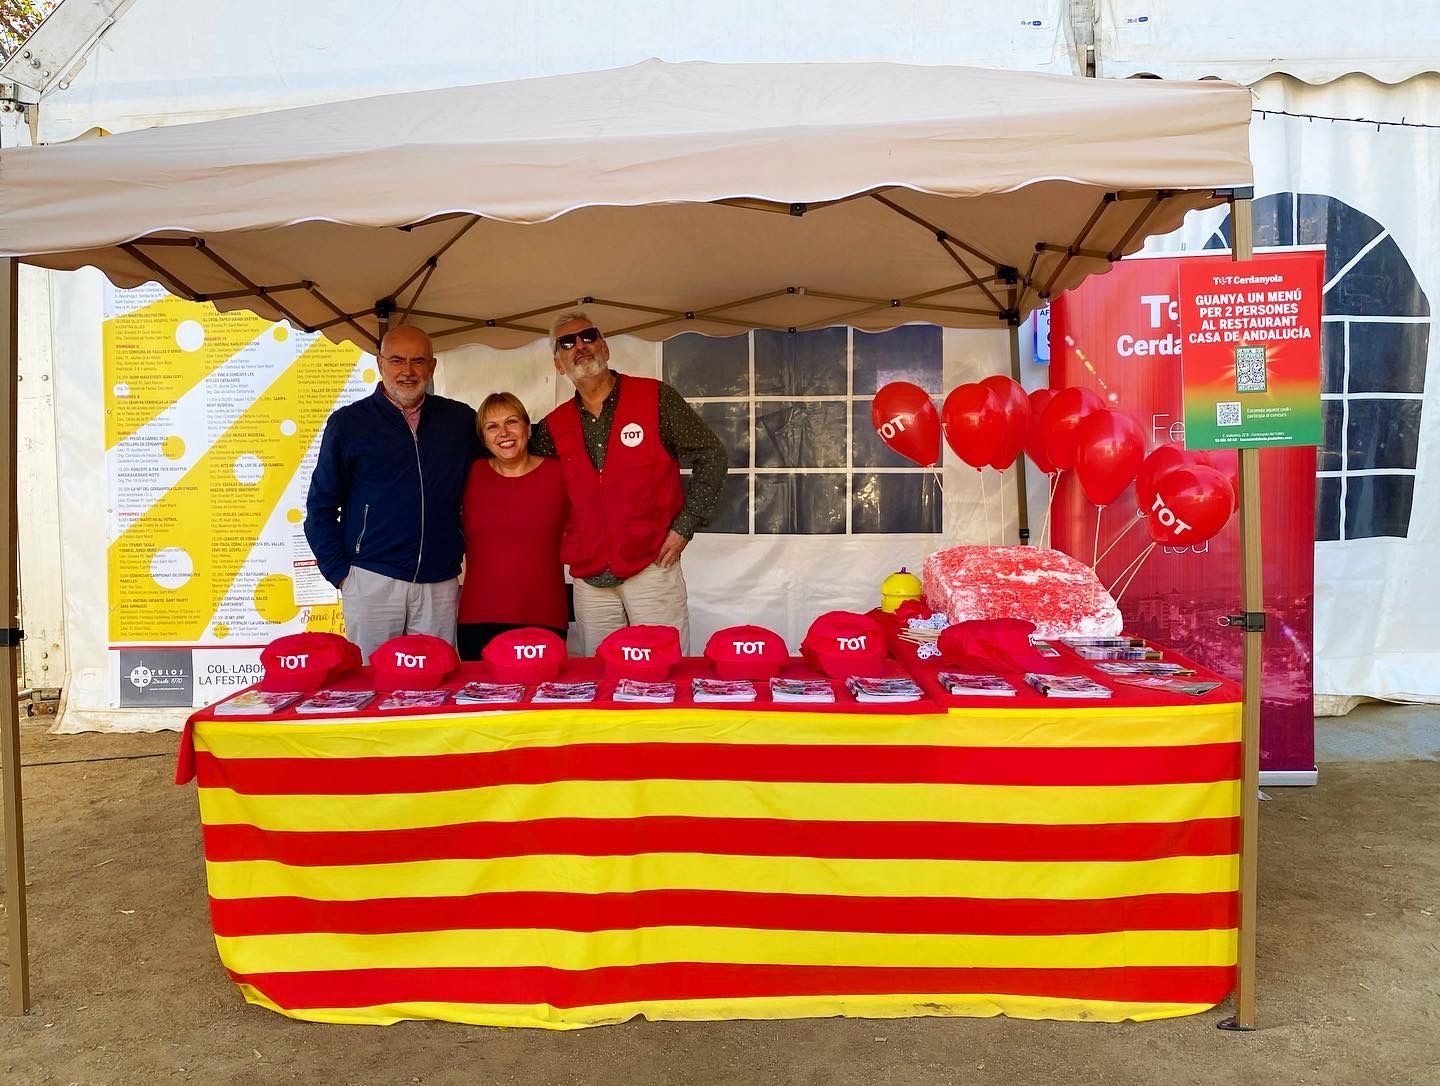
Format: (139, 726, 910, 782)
(1, 60, 1257, 1019)
(0, 59, 1252, 351)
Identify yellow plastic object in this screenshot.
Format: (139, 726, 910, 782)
(880, 567, 923, 613)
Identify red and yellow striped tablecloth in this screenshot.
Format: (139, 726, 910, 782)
(188, 702, 1241, 1028)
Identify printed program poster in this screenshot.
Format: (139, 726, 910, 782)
(1178, 257, 1324, 449)
(103, 283, 372, 706)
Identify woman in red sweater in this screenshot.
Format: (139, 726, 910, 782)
(456, 392, 569, 660)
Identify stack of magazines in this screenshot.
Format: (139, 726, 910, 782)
(692, 678, 758, 703)
(613, 679, 676, 703)
(1061, 636, 1161, 661)
(213, 689, 304, 716)
(936, 672, 1016, 697)
(845, 676, 924, 703)
(1023, 673, 1112, 699)
(294, 689, 376, 713)
(1114, 675, 1221, 697)
(1093, 660, 1196, 677)
(769, 677, 835, 703)
(454, 681, 526, 704)
(376, 689, 451, 711)
(532, 681, 597, 704)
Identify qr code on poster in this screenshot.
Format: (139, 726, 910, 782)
(1234, 345, 1268, 392)
(1216, 401, 1242, 427)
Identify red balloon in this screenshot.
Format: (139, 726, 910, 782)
(1145, 465, 1234, 546)
(979, 375, 1030, 470)
(871, 382, 941, 467)
(1135, 443, 1197, 512)
(1073, 409, 1145, 506)
(942, 383, 1005, 469)
(1196, 449, 1241, 514)
(1039, 386, 1105, 471)
(1025, 388, 1057, 473)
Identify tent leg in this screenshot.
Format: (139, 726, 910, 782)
(1008, 324, 1031, 544)
(1219, 197, 1261, 1033)
(0, 256, 30, 1016)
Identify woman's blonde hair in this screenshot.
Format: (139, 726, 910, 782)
(477, 391, 531, 437)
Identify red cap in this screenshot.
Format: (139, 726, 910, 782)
(936, 618, 1056, 674)
(259, 632, 357, 692)
(596, 625, 682, 681)
(704, 624, 788, 681)
(800, 611, 887, 679)
(369, 634, 459, 691)
(483, 627, 567, 684)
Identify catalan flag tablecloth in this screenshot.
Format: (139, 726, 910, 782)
(187, 701, 1241, 1028)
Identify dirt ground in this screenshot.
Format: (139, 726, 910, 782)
(2, 717, 1438, 1086)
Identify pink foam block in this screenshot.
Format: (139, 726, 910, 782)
(921, 545, 1123, 639)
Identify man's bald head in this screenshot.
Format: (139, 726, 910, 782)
(377, 325, 437, 409)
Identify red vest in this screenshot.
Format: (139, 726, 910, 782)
(546, 375, 686, 580)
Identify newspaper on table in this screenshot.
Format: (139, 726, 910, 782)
(1093, 660, 1197, 677)
(1023, 673, 1112, 699)
(936, 672, 1017, 697)
(212, 689, 305, 716)
(294, 689, 376, 714)
(692, 678, 758, 703)
(1113, 676, 1222, 697)
(845, 676, 924, 703)
(532, 681, 598, 704)
(454, 680, 527, 705)
(613, 679, 676, 704)
(768, 677, 835, 703)
(376, 689, 451, 711)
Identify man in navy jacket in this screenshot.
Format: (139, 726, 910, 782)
(304, 326, 478, 661)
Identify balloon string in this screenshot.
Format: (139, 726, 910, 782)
(1039, 471, 1059, 549)
(979, 469, 991, 546)
(1112, 541, 1157, 605)
(1105, 540, 1153, 596)
(1092, 506, 1102, 567)
(1093, 511, 1143, 570)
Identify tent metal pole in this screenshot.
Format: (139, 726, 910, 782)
(1007, 323, 1030, 544)
(1224, 196, 1262, 1032)
(1, 255, 30, 1016)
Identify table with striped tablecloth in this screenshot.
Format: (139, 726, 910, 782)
(181, 699, 1241, 1028)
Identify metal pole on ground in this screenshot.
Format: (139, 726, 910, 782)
(1, 255, 30, 1015)
(1008, 323, 1030, 544)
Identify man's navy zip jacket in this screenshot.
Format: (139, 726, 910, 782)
(304, 385, 478, 588)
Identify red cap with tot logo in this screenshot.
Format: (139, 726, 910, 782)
(800, 611, 887, 679)
(704, 625, 788, 681)
(370, 634, 459, 692)
(483, 627, 567, 684)
(259, 632, 357, 692)
(596, 625, 682, 681)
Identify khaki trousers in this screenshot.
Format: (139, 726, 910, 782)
(571, 560, 691, 655)
(341, 566, 460, 663)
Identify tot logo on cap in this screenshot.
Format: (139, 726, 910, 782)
(370, 634, 459, 692)
(800, 611, 887, 679)
(704, 624, 788, 681)
(259, 632, 358, 692)
(596, 625, 682, 681)
(483, 627, 568, 684)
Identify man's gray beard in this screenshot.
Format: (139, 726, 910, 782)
(569, 359, 605, 381)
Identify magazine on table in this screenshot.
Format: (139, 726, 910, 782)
(692, 678, 758, 703)
(1114, 676, 1222, 697)
(1094, 661, 1196, 677)
(1023, 673, 1112, 699)
(294, 689, 376, 714)
(1059, 636, 1148, 649)
(936, 672, 1017, 697)
(454, 681, 527, 705)
(1071, 645, 1163, 661)
(613, 679, 676, 704)
(845, 676, 924, 703)
(376, 688, 451, 711)
(532, 680, 598, 704)
(769, 677, 835, 703)
(1028, 640, 1061, 658)
(212, 689, 305, 716)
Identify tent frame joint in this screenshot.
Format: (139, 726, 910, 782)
(0, 626, 23, 647)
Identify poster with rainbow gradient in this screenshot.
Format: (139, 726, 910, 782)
(1178, 257, 1323, 450)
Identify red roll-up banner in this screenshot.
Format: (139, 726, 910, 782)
(1049, 251, 1321, 779)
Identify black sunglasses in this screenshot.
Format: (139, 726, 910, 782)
(555, 327, 602, 351)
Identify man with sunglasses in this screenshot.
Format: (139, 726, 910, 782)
(305, 325, 479, 661)
(530, 310, 727, 654)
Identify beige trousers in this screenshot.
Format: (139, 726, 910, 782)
(571, 560, 691, 655)
(341, 566, 460, 663)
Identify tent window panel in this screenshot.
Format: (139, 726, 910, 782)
(851, 326, 943, 394)
(1315, 476, 1341, 542)
(1318, 400, 1344, 473)
(1321, 322, 1346, 396)
(692, 401, 751, 469)
(850, 472, 942, 535)
(753, 474, 846, 535)
(1250, 193, 1294, 249)
(1345, 322, 1430, 394)
(1345, 399, 1422, 471)
(1344, 474, 1415, 541)
(1298, 194, 1383, 273)
(662, 333, 749, 397)
(687, 472, 749, 535)
(754, 328, 848, 396)
(1330, 236, 1431, 318)
(753, 401, 848, 469)
(850, 400, 942, 469)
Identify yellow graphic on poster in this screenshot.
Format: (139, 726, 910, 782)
(103, 284, 373, 664)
